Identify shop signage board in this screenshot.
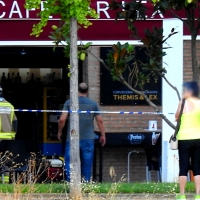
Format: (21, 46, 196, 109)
(0, 0, 185, 19)
(100, 47, 162, 106)
(0, 0, 172, 19)
(0, 0, 191, 41)
(105, 132, 161, 147)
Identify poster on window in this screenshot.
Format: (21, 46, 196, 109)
(100, 46, 162, 106)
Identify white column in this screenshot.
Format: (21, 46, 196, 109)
(162, 19, 183, 182)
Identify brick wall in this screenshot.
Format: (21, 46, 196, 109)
(183, 40, 196, 82)
(95, 146, 160, 182)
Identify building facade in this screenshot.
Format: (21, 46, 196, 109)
(0, 0, 197, 182)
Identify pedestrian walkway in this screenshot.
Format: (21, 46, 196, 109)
(0, 193, 196, 200)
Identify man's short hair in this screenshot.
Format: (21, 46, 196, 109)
(78, 82, 89, 93)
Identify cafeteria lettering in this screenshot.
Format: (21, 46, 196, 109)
(0, 0, 163, 19)
(0, 0, 46, 19)
(113, 95, 157, 100)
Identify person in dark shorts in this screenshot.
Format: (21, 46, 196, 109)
(58, 82, 106, 182)
(175, 82, 200, 200)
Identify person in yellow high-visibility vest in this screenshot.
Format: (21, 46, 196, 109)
(0, 86, 17, 140)
(0, 86, 17, 183)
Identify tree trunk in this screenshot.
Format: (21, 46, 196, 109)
(69, 17, 82, 200)
(191, 33, 199, 81)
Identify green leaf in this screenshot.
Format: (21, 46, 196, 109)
(127, 45, 134, 53)
(126, 55, 134, 63)
(112, 76, 120, 81)
(117, 42, 121, 49)
(150, 58, 154, 65)
(83, 42, 92, 49)
(48, 35, 56, 40)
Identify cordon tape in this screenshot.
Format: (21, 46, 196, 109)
(0, 108, 175, 115)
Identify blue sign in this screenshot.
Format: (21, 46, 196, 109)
(127, 133, 145, 144)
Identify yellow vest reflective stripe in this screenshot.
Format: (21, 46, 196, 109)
(0, 102, 14, 122)
(0, 132, 16, 139)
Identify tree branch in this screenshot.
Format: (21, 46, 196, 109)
(119, 76, 176, 130)
(162, 31, 177, 44)
(88, 50, 176, 130)
(161, 75, 181, 101)
(168, 9, 190, 30)
(194, 18, 200, 38)
(88, 50, 110, 70)
(185, 7, 192, 31)
(191, 6, 195, 30)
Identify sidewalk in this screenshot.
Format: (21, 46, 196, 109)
(0, 193, 195, 200)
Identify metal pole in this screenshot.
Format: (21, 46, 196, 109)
(127, 151, 135, 182)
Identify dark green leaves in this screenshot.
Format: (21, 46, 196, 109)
(25, 0, 98, 37)
(106, 42, 135, 81)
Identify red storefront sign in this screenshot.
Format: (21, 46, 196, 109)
(0, 0, 191, 41)
(1, 0, 178, 19)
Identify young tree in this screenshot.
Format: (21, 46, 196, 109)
(25, 0, 97, 199)
(110, 0, 200, 81)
